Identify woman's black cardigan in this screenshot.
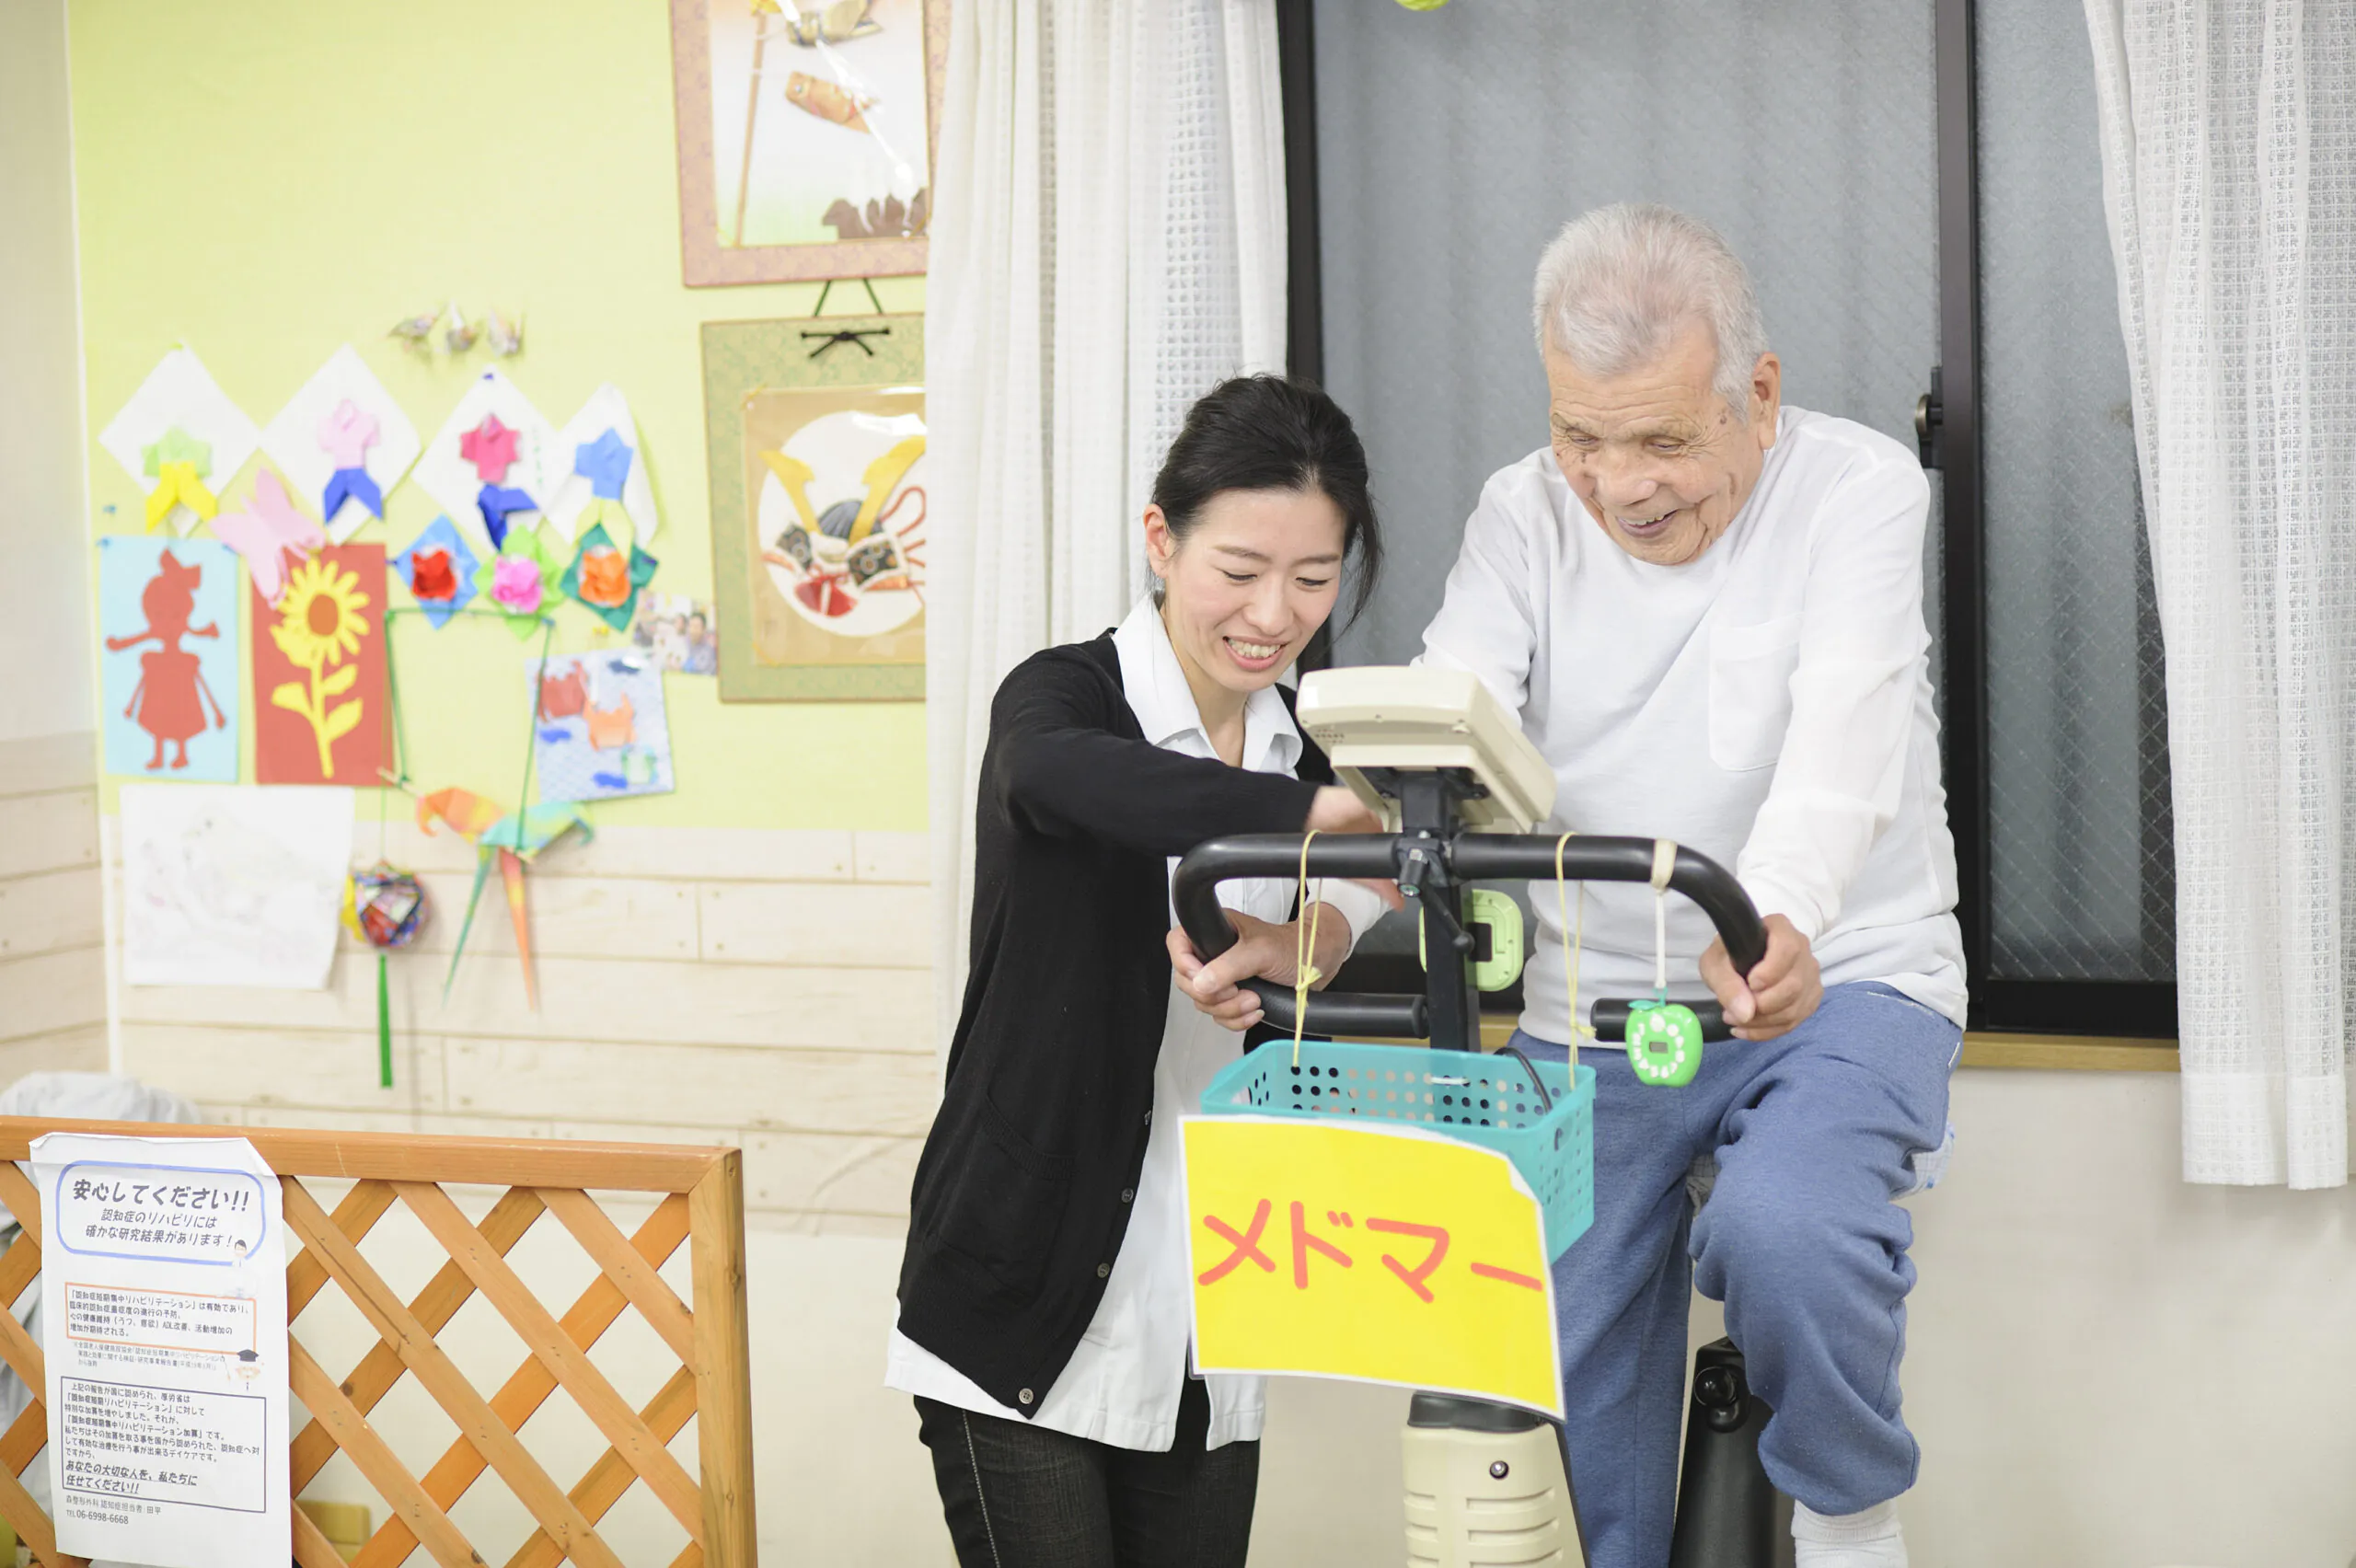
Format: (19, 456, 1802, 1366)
(895, 630, 1339, 1415)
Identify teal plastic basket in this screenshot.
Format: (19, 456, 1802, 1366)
(1198, 1040, 1595, 1260)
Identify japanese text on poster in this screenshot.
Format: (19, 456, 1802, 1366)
(33, 1135, 289, 1566)
(1181, 1116, 1565, 1419)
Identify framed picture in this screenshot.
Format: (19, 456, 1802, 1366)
(702, 314, 927, 700)
(670, 0, 950, 286)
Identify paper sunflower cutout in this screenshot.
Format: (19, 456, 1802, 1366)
(268, 555, 373, 776)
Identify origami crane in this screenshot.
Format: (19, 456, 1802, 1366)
(413, 784, 593, 1009)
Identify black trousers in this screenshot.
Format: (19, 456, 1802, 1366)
(913, 1375, 1260, 1568)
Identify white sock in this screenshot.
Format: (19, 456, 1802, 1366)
(1791, 1498, 1906, 1568)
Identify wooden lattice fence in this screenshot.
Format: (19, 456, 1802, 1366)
(0, 1117, 758, 1568)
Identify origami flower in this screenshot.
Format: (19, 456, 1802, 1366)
(409, 548, 457, 602)
(557, 521, 659, 631)
(491, 555, 544, 616)
(471, 525, 564, 640)
(391, 514, 479, 629)
(578, 547, 630, 607)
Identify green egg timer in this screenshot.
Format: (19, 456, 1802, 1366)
(1625, 1000, 1705, 1087)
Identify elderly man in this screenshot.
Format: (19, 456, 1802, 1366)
(1413, 203, 1964, 1568)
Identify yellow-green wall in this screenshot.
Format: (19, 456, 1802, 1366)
(71, 0, 926, 830)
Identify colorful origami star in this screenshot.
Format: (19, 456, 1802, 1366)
(458, 415, 522, 484)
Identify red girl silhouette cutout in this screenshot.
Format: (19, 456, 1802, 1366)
(107, 548, 226, 770)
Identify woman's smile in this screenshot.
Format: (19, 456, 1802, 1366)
(1221, 633, 1288, 673)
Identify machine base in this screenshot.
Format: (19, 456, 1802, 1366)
(1402, 1394, 1585, 1567)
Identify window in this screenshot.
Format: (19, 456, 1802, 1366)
(1282, 0, 2173, 1037)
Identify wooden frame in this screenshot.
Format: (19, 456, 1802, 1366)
(702, 313, 928, 702)
(669, 0, 950, 286)
(0, 1118, 758, 1568)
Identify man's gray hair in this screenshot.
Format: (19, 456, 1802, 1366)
(1530, 203, 1770, 414)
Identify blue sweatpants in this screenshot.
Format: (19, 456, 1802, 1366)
(1511, 981, 1960, 1568)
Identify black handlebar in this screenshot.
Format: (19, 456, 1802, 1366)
(1171, 833, 1768, 1044)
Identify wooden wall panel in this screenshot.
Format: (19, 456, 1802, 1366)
(445, 1039, 939, 1137)
(105, 824, 942, 1227)
(0, 734, 105, 1070)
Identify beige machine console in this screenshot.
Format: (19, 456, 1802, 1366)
(1294, 666, 1556, 834)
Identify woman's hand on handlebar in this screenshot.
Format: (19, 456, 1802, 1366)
(1166, 905, 1356, 1032)
(1306, 785, 1383, 835)
(1301, 788, 1408, 915)
(1699, 913, 1823, 1041)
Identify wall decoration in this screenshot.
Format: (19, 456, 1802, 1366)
(559, 522, 659, 630)
(391, 515, 479, 628)
(344, 862, 428, 1089)
(407, 785, 592, 1010)
(99, 536, 240, 781)
(669, 0, 947, 285)
(702, 313, 925, 699)
(543, 385, 660, 545)
(252, 545, 390, 784)
(210, 467, 327, 605)
(530, 651, 676, 803)
(486, 309, 525, 358)
(119, 783, 354, 990)
(413, 369, 559, 549)
(473, 527, 564, 638)
(257, 345, 423, 543)
(98, 348, 261, 535)
(600, 592, 719, 674)
(389, 307, 442, 350)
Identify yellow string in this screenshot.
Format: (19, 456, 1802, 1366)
(1292, 829, 1323, 1068)
(1553, 832, 1593, 1043)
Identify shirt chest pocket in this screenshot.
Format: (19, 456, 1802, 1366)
(1708, 615, 1804, 772)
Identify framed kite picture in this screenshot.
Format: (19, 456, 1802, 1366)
(670, 0, 950, 286)
(701, 314, 926, 701)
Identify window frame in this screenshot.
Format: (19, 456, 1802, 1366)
(1275, 0, 2180, 1043)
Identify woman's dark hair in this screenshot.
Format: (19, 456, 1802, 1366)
(1149, 375, 1383, 628)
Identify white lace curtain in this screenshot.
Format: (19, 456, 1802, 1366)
(926, 0, 1290, 1058)
(2084, 0, 2356, 1186)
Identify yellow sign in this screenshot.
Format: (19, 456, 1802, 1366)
(1180, 1115, 1564, 1419)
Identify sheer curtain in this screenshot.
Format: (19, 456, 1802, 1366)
(927, 0, 1289, 1060)
(2084, 0, 2356, 1187)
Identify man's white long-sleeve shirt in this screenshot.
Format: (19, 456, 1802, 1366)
(1420, 407, 1966, 1035)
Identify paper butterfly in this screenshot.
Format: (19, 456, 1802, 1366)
(212, 469, 327, 605)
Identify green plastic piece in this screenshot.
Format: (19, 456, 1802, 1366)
(1625, 999, 1705, 1087)
(1417, 888, 1526, 992)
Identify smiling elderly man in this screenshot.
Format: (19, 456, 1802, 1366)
(1419, 204, 1966, 1568)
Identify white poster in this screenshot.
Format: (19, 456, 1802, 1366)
(32, 1135, 289, 1568)
(120, 784, 353, 989)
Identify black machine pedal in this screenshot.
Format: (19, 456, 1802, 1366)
(1667, 1339, 1795, 1568)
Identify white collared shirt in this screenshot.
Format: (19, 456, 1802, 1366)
(886, 598, 1388, 1450)
(1419, 407, 1967, 1035)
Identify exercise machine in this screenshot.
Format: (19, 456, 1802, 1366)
(1174, 666, 1794, 1568)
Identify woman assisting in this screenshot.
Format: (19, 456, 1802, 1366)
(888, 376, 1392, 1566)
